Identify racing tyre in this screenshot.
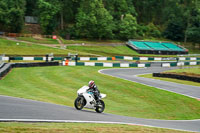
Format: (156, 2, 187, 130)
(74, 96, 85, 110)
(95, 100, 105, 113)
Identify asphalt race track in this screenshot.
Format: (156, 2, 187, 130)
(100, 67, 200, 99)
(0, 67, 200, 132)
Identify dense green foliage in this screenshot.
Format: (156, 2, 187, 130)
(0, 0, 25, 32)
(0, 0, 200, 43)
(75, 0, 114, 40)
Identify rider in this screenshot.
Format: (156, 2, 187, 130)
(88, 80, 100, 101)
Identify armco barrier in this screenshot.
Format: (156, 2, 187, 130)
(0, 63, 12, 79)
(153, 73, 200, 83)
(161, 61, 200, 67)
(2, 57, 115, 61)
(3, 56, 200, 61)
(115, 56, 200, 61)
(0, 62, 59, 80)
(71, 57, 115, 61)
(115, 56, 161, 61)
(4, 57, 55, 61)
(63, 61, 151, 68)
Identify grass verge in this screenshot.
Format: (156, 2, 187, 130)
(139, 67, 200, 87)
(162, 67, 200, 74)
(67, 45, 172, 57)
(0, 66, 200, 120)
(67, 45, 139, 57)
(0, 38, 91, 56)
(17, 37, 59, 44)
(0, 122, 189, 133)
(2, 37, 200, 57)
(63, 39, 124, 44)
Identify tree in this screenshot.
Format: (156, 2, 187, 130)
(119, 14, 138, 40)
(163, 16, 186, 41)
(57, 0, 79, 30)
(0, 0, 26, 32)
(37, 0, 60, 34)
(103, 0, 136, 21)
(25, 0, 38, 16)
(0, 0, 8, 30)
(185, 2, 200, 43)
(76, 0, 114, 40)
(183, 0, 200, 43)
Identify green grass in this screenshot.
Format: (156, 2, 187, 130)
(0, 66, 200, 120)
(139, 68, 200, 87)
(0, 122, 189, 133)
(164, 67, 200, 74)
(139, 74, 200, 87)
(66, 45, 187, 57)
(179, 42, 200, 54)
(0, 38, 91, 56)
(1, 37, 200, 57)
(17, 37, 59, 44)
(67, 45, 139, 56)
(63, 39, 124, 44)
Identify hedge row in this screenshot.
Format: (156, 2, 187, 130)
(153, 73, 200, 83)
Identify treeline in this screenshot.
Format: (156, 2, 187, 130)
(0, 0, 200, 43)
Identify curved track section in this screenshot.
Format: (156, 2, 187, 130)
(0, 67, 200, 132)
(100, 67, 200, 99)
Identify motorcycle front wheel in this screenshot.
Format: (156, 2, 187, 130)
(74, 96, 85, 110)
(95, 100, 105, 113)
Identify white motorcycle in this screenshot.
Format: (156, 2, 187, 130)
(74, 86, 106, 113)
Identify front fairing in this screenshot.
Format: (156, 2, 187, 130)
(77, 85, 89, 95)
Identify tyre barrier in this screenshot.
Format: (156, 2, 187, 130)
(63, 61, 151, 68)
(153, 73, 200, 83)
(0, 62, 59, 80)
(13, 62, 59, 68)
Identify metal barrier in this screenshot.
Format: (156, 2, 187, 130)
(0, 55, 4, 68)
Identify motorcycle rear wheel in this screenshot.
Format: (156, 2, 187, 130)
(74, 96, 85, 110)
(95, 100, 105, 113)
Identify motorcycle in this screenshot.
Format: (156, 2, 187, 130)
(74, 85, 106, 113)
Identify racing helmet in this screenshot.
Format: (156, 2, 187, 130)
(88, 80, 95, 88)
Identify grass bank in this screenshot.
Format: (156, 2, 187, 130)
(67, 45, 139, 57)
(0, 66, 200, 120)
(0, 38, 90, 56)
(139, 67, 200, 87)
(0, 122, 189, 133)
(1, 37, 200, 57)
(164, 67, 200, 74)
(63, 39, 124, 44)
(17, 37, 59, 44)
